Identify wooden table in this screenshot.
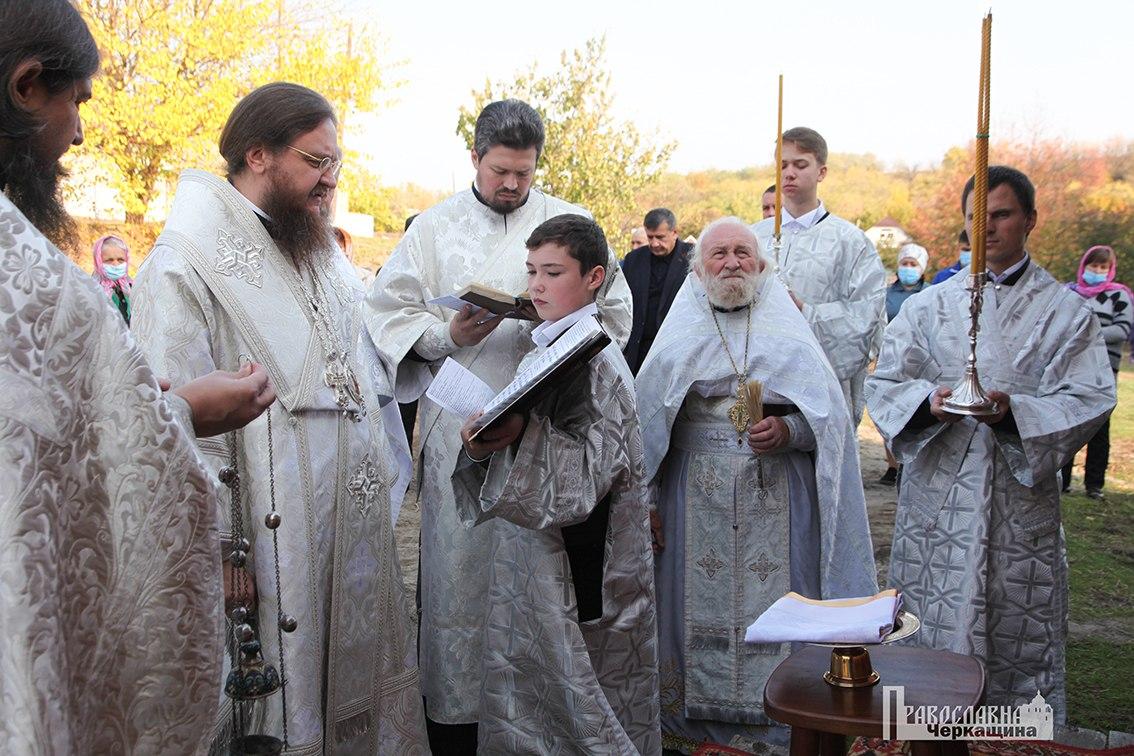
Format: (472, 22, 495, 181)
(763, 645, 985, 756)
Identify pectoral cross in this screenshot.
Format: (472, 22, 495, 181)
(324, 353, 363, 416)
(728, 382, 750, 435)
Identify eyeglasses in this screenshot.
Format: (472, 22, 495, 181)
(287, 145, 342, 179)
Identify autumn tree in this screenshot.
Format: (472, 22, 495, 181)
(456, 37, 675, 247)
(78, 0, 387, 223)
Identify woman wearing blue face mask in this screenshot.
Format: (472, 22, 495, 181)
(92, 235, 133, 324)
(1061, 245, 1131, 499)
(885, 243, 928, 322)
(879, 243, 930, 485)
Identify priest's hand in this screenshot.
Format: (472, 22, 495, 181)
(451, 305, 505, 347)
(930, 387, 966, 424)
(974, 390, 1010, 426)
(461, 411, 525, 461)
(649, 509, 665, 554)
(173, 362, 276, 437)
(789, 291, 805, 311)
(747, 416, 791, 454)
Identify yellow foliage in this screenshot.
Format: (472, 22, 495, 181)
(76, 0, 388, 222)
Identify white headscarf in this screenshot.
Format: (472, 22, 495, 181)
(897, 243, 928, 275)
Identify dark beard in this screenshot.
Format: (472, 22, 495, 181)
(260, 181, 333, 263)
(0, 143, 78, 251)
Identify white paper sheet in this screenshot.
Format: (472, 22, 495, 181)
(426, 358, 496, 420)
(427, 294, 471, 312)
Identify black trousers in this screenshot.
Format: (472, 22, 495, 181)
(424, 713, 478, 755)
(1062, 414, 1111, 491)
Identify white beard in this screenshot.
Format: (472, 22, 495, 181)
(704, 268, 763, 309)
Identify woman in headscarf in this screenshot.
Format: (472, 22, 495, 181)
(885, 243, 928, 322)
(92, 234, 133, 324)
(1062, 245, 1131, 499)
(879, 243, 929, 485)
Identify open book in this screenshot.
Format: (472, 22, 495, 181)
(425, 316, 611, 440)
(427, 282, 537, 321)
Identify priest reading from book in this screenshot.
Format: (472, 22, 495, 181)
(634, 217, 876, 753)
(447, 214, 660, 754)
(364, 98, 633, 751)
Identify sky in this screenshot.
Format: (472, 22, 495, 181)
(341, 0, 1134, 192)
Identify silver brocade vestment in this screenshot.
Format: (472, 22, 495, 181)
(451, 336, 661, 754)
(0, 192, 223, 753)
(752, 212, 887, 424)
(131, 171, 427, 754)
(363, 187, 633, 724)
(636, 274, 877, 750)
(866, 262, 1115, 724)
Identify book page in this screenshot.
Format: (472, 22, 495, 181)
(426, 294, 470, 312)
(472, 317, 603, 431)
(425, 358, 495, 420)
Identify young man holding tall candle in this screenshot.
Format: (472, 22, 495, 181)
(866, 166, 1115, 723)
(751, 127, 886, 426)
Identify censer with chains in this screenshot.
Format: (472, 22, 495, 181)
(219, 385, 297, 755)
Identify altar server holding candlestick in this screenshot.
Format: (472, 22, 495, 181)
(866, 13, 1116, 723)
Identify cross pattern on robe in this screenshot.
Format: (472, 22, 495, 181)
(991, 614, 1046, 663)
(694, 464, 725, 498)
(747, 552, 781, 582)
(214, 228, 265, 288)
(921, 601, 957, 645)
(1003, 560, 1050, 607)
(697, 548, 726, 579)
(928, 538, 970, 588)
(346, 455, 389, 517)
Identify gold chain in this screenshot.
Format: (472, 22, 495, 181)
(709, 303, 752, 384)
(709, 303, 754, 434)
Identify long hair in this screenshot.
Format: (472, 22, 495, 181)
(0, 0, 99, 141)
(91, 235, 133, 295)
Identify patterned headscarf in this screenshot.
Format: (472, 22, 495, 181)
(1068, 245, 1131, 299)
(92, 235, 133, 296)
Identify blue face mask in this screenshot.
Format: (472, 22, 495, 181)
(959, 250, 972, 267)
(897, 267, 921, 286)
(104, 263, 128, 280)
(1083, 271, 1108, 286)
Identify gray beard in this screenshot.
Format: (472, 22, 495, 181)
(0, 143, 77, 251)
(260, 182, 333, 263)
(704, 270, 762, 309)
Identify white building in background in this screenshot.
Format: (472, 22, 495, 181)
(865, 216, 912, 251)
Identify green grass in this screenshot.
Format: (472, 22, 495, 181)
(1062, 364, 1134, 732)
(1066, 639, 1134, 733)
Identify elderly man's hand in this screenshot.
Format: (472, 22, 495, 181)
(747, 416, 791, 454)
(172, 363, 275, 437)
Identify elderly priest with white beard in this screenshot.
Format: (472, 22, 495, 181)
(635, 217, 877, 752)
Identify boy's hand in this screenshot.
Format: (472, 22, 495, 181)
(450, 305, 504, 347)
(460, 411, 525, 461)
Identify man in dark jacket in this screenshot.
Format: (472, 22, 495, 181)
(621, 207, 693, 373)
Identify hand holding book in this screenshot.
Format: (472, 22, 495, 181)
(459, 411, 525, 462)
(450, 304, 506, 347)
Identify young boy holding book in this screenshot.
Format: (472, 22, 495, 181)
(454, 214, 661, 754)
